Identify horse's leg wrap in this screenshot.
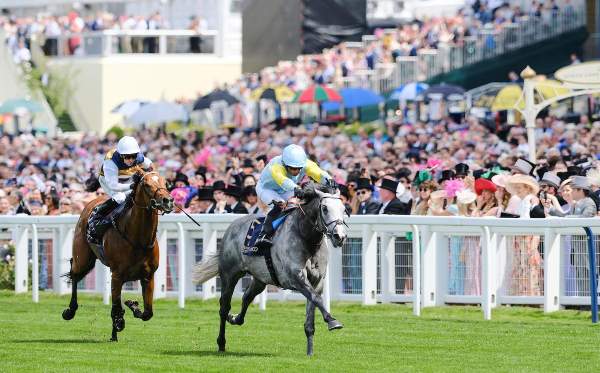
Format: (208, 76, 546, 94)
(124, 300, 143, 318)
(111, 305, 125, 332)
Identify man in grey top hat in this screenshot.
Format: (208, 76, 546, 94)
(546, 176, 596, 218)
(511, 158, 536, 176)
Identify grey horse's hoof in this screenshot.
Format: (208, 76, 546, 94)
(327, 319, 343, 331)
(62, 308, 76, 321)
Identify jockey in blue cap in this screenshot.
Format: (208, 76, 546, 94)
(254, 144, 332, 250)
(87, 136, 153, 245)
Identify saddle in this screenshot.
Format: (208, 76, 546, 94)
(87, 198, 131, 265)
(241, 209, 293, 256)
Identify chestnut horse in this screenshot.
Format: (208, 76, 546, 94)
(61, 171, 173, 341)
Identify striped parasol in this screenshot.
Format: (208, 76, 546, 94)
(293, 84, 342, 103)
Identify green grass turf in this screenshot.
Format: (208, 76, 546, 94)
(1, 290, 600, 372)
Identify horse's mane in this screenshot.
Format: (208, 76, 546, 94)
(302, 181, 338, 200)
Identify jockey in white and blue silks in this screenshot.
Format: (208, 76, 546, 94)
(254, 144, 331, 250)
(87, 136, 153, 245)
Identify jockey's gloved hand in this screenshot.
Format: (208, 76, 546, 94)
(294, 187, 305, 199)
(132, 172, 143, 185)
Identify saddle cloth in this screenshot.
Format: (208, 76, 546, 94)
(242, 212, 290, 256)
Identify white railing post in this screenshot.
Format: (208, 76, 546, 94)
(379, 232, 395, 303)
(258, 288, 267, 311)
(14, 225, 29, 293)
(421, 226, 439, 307)
(31, 224, 39, 303)
(411, 225, 421, 316)
(322, 239, 331, 312)
(54, 226, 73, 295)
(329, 236, 342, 301)
(102, 33, 112, 56)
(177, 223, 186, 308)
(159, 35, 167, 54)
(154, 228, 168, 299)
(543, 228, 561, 313)
(481, 227, 493, 320)
(362, 225, 378, 305)
(489, 231, 498, 309)
(100, 264, 110, 305)
(496, 234, 508, 302)
(202, 223, 217, 300)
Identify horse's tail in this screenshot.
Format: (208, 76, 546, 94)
(192, 252, 220, 284)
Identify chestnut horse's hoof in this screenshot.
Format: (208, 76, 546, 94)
(62, 308, 76, 321)
(113, 317, 125, 332)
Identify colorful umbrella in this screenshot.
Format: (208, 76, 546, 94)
(250, 85, 295, 102)
(389, 82, 429, 101)
(491, 85, 523, 111)
(293, 84, 342, 103)
(322, 87, 384, 110)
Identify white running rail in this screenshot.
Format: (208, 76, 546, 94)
(2, 214, 600, 320)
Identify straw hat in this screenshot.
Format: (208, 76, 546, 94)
(491, 174, 510, 188)
(505, 174, 539, 196)
(430, 190, 448, 200)
(456, 189, 477, 205)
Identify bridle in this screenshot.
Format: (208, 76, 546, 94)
(299, 191, 348, 242)
(131, 172, 172, 215)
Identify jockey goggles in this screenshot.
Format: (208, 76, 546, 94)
(121, 153, 137, 160)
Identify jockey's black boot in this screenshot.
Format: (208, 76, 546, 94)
(255, 204, 282, 251)
(87, 198, 119, 245)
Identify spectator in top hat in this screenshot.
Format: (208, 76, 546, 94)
(511, 158, 536, 176)
(545, 176, 596, 217)
(242, 186, 260, 214)
(187, 187, 214, 213)
(356, 177, 381, 215)
(539, 172, 561, 197)
(438, 170, 455, 186)
(454, 163, 470, 179)
(241, 158, 255, 177)
(207, 180, 228, 214)
(173, 172, 190, 189)
(225, 184, 248, 214)
(378, 177, 406, 215)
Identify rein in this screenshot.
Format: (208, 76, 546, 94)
(112, 173, 167, 252)
(298, 193, 347, 242)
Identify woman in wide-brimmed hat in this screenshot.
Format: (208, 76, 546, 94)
(504, 174, 543, 297)
(505, 174, 540, 218)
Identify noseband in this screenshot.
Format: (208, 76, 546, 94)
(301, 193, 348, 241)
(132, 174, 171, 214)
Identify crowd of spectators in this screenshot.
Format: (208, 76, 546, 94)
(1, 0, 579, 81)
(0, 10, 210, 59)
(1, 109, 600, 221)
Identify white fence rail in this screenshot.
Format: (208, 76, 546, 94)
(2, 215, 600, 319)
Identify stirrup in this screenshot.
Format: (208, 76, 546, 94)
(255, 236, 273, 250)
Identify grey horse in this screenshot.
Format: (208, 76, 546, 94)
(192, 182, 348, 356)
